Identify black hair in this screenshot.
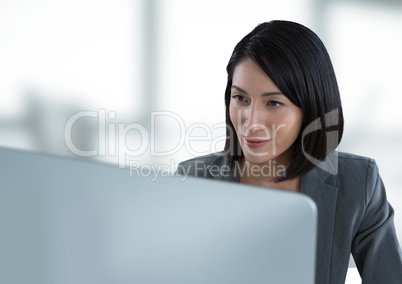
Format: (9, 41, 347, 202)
(223, 20, 344, 181)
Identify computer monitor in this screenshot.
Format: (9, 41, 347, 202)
(0, 147, 317, 284)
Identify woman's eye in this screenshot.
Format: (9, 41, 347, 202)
(267, 100, 283, 107)
(232, 95, 248, 103)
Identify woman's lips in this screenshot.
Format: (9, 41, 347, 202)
(242, 136, 271, 148)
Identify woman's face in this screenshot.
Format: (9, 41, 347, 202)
(229, 58, 303, 165)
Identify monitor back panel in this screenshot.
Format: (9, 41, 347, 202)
(0, 148, 317, 284)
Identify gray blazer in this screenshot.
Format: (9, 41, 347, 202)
(177, 151, 402, 284)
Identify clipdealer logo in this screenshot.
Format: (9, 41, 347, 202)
(302, 109, 339, 175)
(64, 109, 227, 168)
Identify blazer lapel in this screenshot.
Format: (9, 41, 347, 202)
(301, 156, 339, 283)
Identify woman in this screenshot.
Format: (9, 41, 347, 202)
(177, 20, 402, 283)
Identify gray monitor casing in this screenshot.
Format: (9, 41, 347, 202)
(0, 147, 317, 284)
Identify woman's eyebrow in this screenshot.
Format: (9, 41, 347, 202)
(231, 85, 248, 94)
(231, 85, 282, 97)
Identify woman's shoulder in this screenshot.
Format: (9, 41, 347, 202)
(334, 151, 382, 201)
(176, 151, 230, 178)
(178, 151, 228, 167)
(305, 151, 380, 194)
(336, 151, 378, 175)
(337, 151, 373, 163)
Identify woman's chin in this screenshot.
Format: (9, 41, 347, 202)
(242, 153, 274, 165)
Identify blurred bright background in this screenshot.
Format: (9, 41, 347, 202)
(1, 0, 401, 282)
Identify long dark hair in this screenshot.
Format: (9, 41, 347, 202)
(223, 20, 344, 181)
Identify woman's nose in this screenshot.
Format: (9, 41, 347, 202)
(243, 105, 267, 135)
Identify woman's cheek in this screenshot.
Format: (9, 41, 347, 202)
(229, 105, 239, 127)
